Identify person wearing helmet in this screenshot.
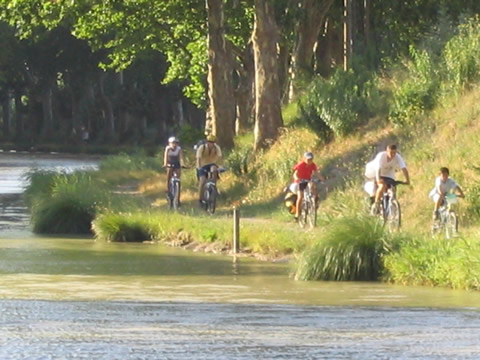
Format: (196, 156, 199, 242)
(195, 134, 223, 204)
(289, 152, 325, 220)
(164, 136, 185, 201)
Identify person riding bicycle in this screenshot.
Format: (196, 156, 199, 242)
(365, 144, 410, 214)
(164, 136, 185, 202)
(289, 152, 325, 221)
(196, 134, 223, 205)
(429, 167, 465, 220)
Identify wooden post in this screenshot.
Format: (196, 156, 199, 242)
(233, 207, 240, 253)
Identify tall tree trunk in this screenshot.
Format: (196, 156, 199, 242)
(234, 43, 255, 134)
(206, 0, 235, 149)
(290, 0, 334, 100)
(343, 0, 353, 70)
(2, 96, 10, 139)
(14, 92, 24, 140)
(98, 72, 115, 140)
(253, 0, 284, 150)
(41, 81, 54, 138)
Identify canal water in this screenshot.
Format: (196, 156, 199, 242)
(1, 153, 480, 359)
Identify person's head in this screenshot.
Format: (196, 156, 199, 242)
(168, 136, 179, 147)
(303, 151, 314, 164)
(386, 144, 397, 158)
(439, 167, 450, 181)
(206, 134, 216, 147)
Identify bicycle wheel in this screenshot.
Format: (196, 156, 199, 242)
(306, 197, 317, 228)
(386, 199, 401, 231)
(431, 219, 441, 237)
(167, 181, 174, 209)
(445, 211, 458, 239)
(298, 200, 308, 228)
(206, 184, 217, 214)
(172, 181, 180, 211)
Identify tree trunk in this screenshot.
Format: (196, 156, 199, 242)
(206, 0, 235, 149)
(289, 0, 335, 100)
(14, 92, 24, 140)
(41, 82, 54, 138)
(253, 0, 284, 150)
(343, 0, 353, 70)
(2, 96, 10, 139)
(234, 43, 255, 134)
(98, 72, 115, 140)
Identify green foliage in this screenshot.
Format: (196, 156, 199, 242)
(384, 236, 480, 290)
(226, 145, 253, 176)
(27, 171, 110, 234)
(294, 215, 404, 281)
(92, 212, 159, 242)
(177, 124, 204, 146)
(99, 153, 163, 172)
(443, 16, 480, 94)
(389, 47, 439, 126)
(299, 68, 377, 139)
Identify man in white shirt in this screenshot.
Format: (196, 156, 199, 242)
(365, 144, 410, 212)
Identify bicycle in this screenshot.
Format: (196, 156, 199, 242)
(166, 165, 187, 211)
(431, 193, 459, 239)
(298, 179, 322, 229)
(201, 167, 226, 214)
(371, 180, 407, 231)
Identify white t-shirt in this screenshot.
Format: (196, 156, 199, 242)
(365, 151, 406, 180)
(429, 177, 457, 198)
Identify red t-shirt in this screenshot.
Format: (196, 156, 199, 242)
(293, 161, 317, 182)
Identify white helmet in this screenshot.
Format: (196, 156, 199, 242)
(168, 136, 179, 143)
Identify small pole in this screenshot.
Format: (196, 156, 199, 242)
(233, 207, 240, 254)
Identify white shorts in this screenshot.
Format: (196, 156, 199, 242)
(289, 183, 300, 193)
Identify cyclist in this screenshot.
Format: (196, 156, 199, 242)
(163, 136, 185, 202)
(365, 144, 410, 214)
(289, 152, 325, 221)
(429, 167, 465, 220)
(195, 134, 223, 205)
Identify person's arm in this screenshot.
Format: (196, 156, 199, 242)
(163, 147, 168, 167)
(401, 167, 410, 185)
(456, 185, 465, 198)
(293, 169, 300, 182)
(316, 170, 326, 182)
(179, 149, 185, 167)
(195, 145, 203, 169)
(434, 177, 443, 194)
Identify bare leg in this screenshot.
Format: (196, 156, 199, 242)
(295, 191, 304, 219)
(198, 175, 206, 201)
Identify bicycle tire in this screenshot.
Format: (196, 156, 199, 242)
(207, 185, 217, 214)
(172, 181, 180, 211)
(386, 199, 401, 231)
(445, 211, 458, 239)
(298, 199, 308, 228)
(307, 197, 317, 228)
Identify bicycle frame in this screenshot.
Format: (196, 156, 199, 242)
(431, 195, 458, 239)
(374, 181, 405, 231)
(298, 179, 320, 229)
(168, 171, 181, 211)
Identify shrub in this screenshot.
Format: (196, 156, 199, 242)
(384, 236, 480, 290)
(389, 47, 439, 127)
(443, 16, 480, 94)
(294, 215, 404, 281)
(299, 68, 377, 139)
(99, 152, 163, 172)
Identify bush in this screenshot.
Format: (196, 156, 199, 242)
(389, 47, 439, 127)
(384, 236, 480, 290)
(294, 215, 404, 281)
(299, 68, 377, 138)
(27, 171, 111, 234)
(99, 152, 163, 172)
(443, 16, 480, 94)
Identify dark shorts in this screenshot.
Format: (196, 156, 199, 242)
(197, 163, 217, 178)
(380, 176, 396, 187)
(167, 162, 181, 169)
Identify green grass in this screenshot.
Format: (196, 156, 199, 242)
(294, 215, 406, 281)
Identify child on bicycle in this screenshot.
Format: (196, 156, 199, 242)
(429, 167, 464, 220)
(164, 136, 185, 202)
(289, 152, 325, 221)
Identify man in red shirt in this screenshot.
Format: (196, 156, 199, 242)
(290, 152, 325, 220)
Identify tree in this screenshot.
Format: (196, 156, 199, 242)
(253, 0, 283, 150)
(206, 0, 235, 148)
